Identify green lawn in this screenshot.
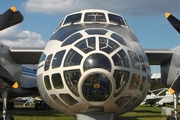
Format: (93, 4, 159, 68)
(118, 105, 168, 120)
(5, 104, 177, 120)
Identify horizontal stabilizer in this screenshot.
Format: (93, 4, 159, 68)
(169, 75, 180, 94)
(165, 12, 180, 34)
(0, 6, 23, 31)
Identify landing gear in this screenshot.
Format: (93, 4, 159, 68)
(4, 115, 14, 120)
(0, 89, 14, 120)
(167, 116, 180, 120)
(0, 102, 14, 110)
(167, 92, 180, 120)
(6, 102, 14, 110)
(35, 101, 50, 110)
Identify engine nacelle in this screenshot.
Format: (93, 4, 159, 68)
(161, 46, 180, 86)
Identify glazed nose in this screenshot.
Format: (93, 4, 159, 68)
(83, 53, 111, 72)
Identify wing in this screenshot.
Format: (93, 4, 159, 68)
(10, 48, 173, 65)
(144, 48, 173, 65)
(10, 47, 44, 64)
(145, 97, 162, 104)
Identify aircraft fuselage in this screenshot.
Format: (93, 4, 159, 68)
(37, 9, 151, 118)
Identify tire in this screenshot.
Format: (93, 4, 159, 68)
(6, 115, 14, 120)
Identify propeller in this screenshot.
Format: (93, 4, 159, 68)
(169, 75, 180, 94)
(165, 12, 180, 93)
(0, 6, 23, 31)
(165, 12, 180, 34)
(0, 6, 21, 88)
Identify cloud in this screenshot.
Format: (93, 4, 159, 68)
(22, 0, 180, 16)
(22, 0, 85, 14)
(0, 25, 46, 47)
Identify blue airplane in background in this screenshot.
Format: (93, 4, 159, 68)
(0, 64, 40, 111)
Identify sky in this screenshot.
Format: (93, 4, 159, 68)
(1, 0, 180, 73)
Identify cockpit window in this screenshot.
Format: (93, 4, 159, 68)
(82, 73, 112, 101)
(64, 69, 81, 97)
(64, 49, 83, 67)
(108, 14, 126, 26)
(128, 51, 140, 70)
(63, 13, 82, 25)
(85, 29, 107, 35)
(52, 50, 65, 69)
(61, 33, 83, 47)
(39, 53, 46, 63)
(129, 74, 140, 90)
(83, 53, 111, 72)
(139, 76, 146, 91)
(44, 75, 52, 90)
(144, 54, 150, 70)
(112, 49, 130, 68)
(111, 33, 127, 46)
(52, 73, 64, 89)
(84, 12, 106, 22)
(75, 37, 96, 54)
(113, 70, 130, 97)
(139, 55, 146, 72)
(99, 37, 119, 54)
(54, 18, 64, 31)
(44, 54, 53, 71)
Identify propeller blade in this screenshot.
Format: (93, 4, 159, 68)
(165, 12, 180, 34)
(0, 6, 23, 31)
(0, 65, 19, 89)
(169, 75, 180, 94)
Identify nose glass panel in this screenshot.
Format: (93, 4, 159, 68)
(83, 53, 111, 72)
(82, 74, 112, 101)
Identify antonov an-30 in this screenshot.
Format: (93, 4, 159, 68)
(1, 6, 180, 120)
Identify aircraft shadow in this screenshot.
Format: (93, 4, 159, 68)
(3, 106, 167, 120)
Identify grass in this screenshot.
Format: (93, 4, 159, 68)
(4, 104, 178, 120)
(118, 105, 168, 120)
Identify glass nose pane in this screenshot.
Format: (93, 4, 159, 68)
(83, 53, 111, 72)
(82, 74, 112, 101)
